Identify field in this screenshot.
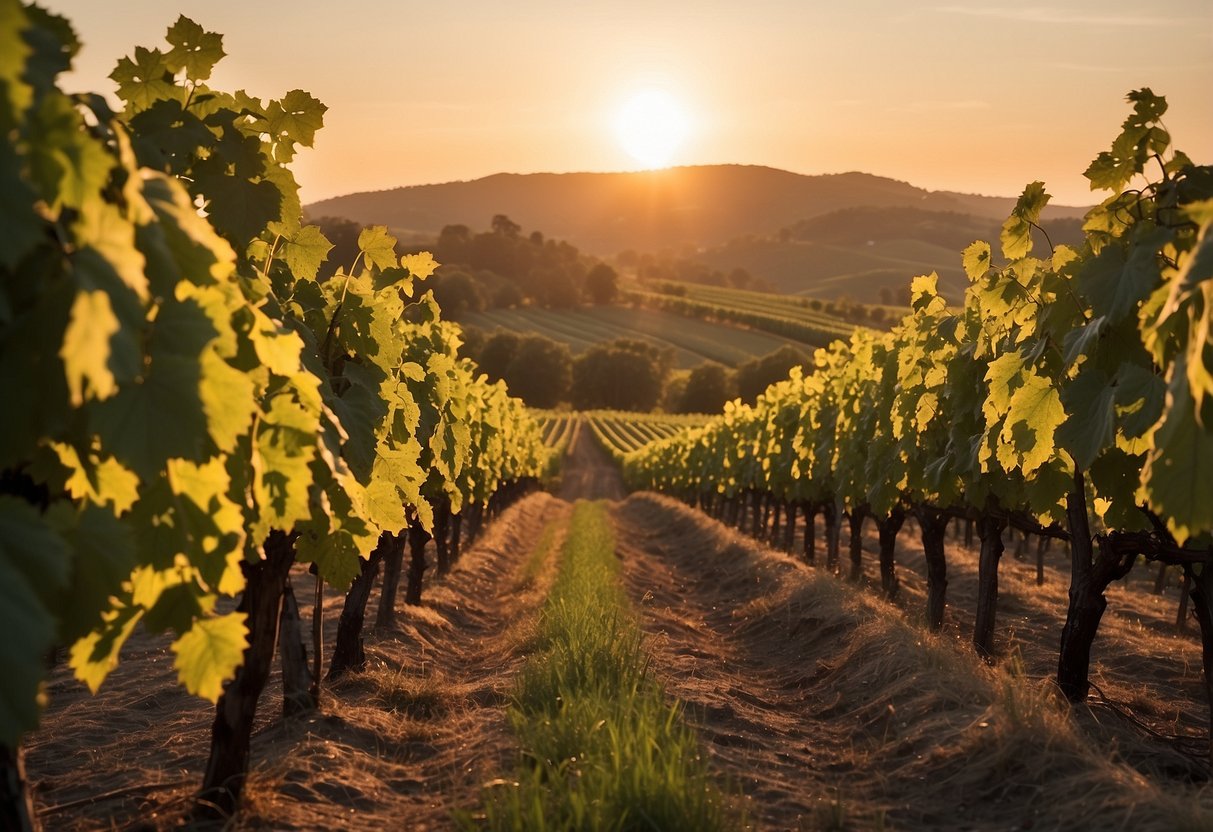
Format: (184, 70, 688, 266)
(699, 237, 970, 302)
(461, 305, 809, 368)
(27, 430, 1213, 830)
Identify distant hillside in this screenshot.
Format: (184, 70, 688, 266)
(304, 165, 1088, 257)
(695, 205, 1086, 302)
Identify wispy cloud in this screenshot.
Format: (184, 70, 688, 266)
(933, 6, 1182, 27)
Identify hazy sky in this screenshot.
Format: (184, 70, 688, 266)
(43, 0, 1213, 207)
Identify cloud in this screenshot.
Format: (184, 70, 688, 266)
(933, 6, 1182, 27)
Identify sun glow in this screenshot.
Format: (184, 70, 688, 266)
(613, 89, 690, 169)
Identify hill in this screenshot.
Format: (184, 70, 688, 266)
(693, 204, 1086, 302)
(305, 165, 1088, 258)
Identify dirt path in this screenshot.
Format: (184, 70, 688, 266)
(26, 493, 570, 831)
(611, 493, 1213, 831)
(557, 422, 626, 501)
(24, 431, 1213, 831)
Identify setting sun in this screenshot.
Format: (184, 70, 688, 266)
(613, 89, 690, 169)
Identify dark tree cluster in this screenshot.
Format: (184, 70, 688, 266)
(666, 345, 810, 414)
(434, 215, 615, 313)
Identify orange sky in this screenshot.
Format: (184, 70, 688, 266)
(44, 0, 1213, 207)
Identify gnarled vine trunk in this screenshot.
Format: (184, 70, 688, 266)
(847, 507, 866, 582)
(1057, 470, 1135, 702)
(973, 514, 1006, 661)
(918, 507, 950, 631)
(199, 530, 296, 816)
(877, 507, 905, 599)
(278, 576, 313, 717)
(405, 524, 432, 606)
(328, 535, 389, 680)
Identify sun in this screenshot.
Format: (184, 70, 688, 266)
(613, 89, 690, 169)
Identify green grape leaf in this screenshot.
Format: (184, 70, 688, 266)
(265, 89, 326, 148)
(252, 390, 318, 538)
(1090, 446, 1148, 531)
(1114, 363, 1166, 439)
(1000, 370, 1065, 475)
(127, 98, 216, 175)
(0, 1, 33, 122)
(70, 604, 142, 695)
(91, 298, 217, 478)
(194, 168, 282, 249)
(171, 612, 248, 702)
(166, 457, 247, 595)
(52, 443, 140, 513)
(333, 361, 388, 481)
(400, 251, 438, 281)
(1000, 182, 1049, 261)
(27, 93, 113, 214)
(199, 350, 257, 454)
(280, 225, 333, 281)
(1057, 366, 1116, 470)
(164, 16, 225, 81)
(50, 503, 137, 643)
(1142, 371, 1213, 544)
(357, 226, 398, 271)
(110, 47, 178, 112)
(1062, 316, 1107, 366)
(1077, 227, 1169, 324)
(983, 352, 1023, 420)
(0, 497, 71, 743)
(0, 143, 42, 268)
(60, 289, 120, 405)
(296, 528, 361, 590)
(141, 174, 237, 290)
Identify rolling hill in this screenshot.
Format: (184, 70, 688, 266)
(305, 165, 1088, 259)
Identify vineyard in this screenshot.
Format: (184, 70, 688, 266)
(462, 304, 805, 368)
(626, 88, 1213, 756)
(4, 3, 1213, 831)
(623, 280, 857, 346)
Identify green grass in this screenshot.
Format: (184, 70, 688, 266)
(464, 501, 734, 831)
(462, 306, 801, 369)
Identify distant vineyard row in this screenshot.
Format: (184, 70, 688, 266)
(625, 91, 1213, 756)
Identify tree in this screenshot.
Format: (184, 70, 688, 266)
(311, 216, 362, 279)
(677, 363, 736, 413)
(735, 345, 809, 404)
(491, 214, 521, 237)
(477, 331, 520, 383)
(431, 269, 486, 319)
(571, 340, 667, 411)
(585, 263, 619, 305)
(504, 336, 572, 408)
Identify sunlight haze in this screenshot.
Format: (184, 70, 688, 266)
(43, 0, 1213, 206)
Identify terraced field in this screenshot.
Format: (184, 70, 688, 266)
(461, 305, 807, 368)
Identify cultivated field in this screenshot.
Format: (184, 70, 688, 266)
(27, 431, 1213, 830)
(461, 305, 806, 368)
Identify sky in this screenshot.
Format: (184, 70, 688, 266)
(42, 0, 1213, 207)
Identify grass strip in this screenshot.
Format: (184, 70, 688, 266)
(465, 500, 734, 831)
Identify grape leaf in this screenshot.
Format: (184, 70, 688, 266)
(60, 289, 120, 405)
(358, 226, 398, 271)
(280, 225, 333, 282)
(164, 16, 225, 81)
(171, 612, 248, 702)
(0, 497, 71, 743)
